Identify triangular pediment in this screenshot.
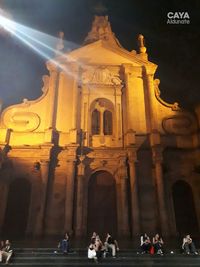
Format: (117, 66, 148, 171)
(58, 40, 156, 68)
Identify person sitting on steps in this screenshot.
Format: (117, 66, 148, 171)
(88, 240, 98, 263)
(152, 233, 164, 255)
(104, 233, 119, 258)
(140, 233, 151, 254)
(182, 234, 198, 255)
(0, 240, 13, 265)
(58, 233, 70, 254)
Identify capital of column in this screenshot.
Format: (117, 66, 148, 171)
(65, 144, 79, 158)
(118, 156, 128, 179)
(122, 63, 141, 76)
(127, 147, 137, 164)
(144, 64, 157, 76)
(66, 159, 77, 167)
(77, 155, 86, 176)
(152, 145, 163, 164)
(40, 160, 49, 166)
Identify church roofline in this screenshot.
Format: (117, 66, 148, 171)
(55, 39, 157, 72)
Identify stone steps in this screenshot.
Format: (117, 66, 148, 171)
(2, 248, 200, 267)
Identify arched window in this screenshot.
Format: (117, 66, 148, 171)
(92, 109, 100, 135)
(103, 110, 112, 135)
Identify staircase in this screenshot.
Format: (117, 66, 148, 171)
(4, 248, 200, 267)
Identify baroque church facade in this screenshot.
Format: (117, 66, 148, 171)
(0, 16, 200, 238)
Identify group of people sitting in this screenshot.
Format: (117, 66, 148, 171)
(0, 232, 197, 265)
(88, 232, 119, 262)
(140, 233, 198, 255)
(0, 240, 13, 265)
(140, 233, 164, 255)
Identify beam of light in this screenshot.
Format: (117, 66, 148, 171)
(0, 10, 81, 79)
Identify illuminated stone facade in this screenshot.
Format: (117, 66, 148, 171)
(0, 16, 200, 238)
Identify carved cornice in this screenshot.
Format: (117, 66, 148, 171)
(122, 64, 143, 78)
(87, 148, 126, 160)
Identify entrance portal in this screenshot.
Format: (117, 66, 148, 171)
(88, 171, 117, 237)
(3, 178, 31, 238)
(172, 180, 199, 236)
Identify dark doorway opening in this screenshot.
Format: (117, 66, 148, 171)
(3, 178, 31, 239)
(172, 180, 199, 236)
(87, 171, 117, 238)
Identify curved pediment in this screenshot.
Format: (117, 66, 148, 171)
(0, 75, 50, 132)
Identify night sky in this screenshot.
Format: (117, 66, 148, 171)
(0, 0, 199, 110)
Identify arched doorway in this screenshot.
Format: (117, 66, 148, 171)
(3, 178, 31, 238)
(87, 171, 117, 237)
(172, 180, 199, 236)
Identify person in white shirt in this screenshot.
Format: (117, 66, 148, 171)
(0, 240, 13, 265)
(88, 242, 98, 263)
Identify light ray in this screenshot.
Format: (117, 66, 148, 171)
(0, 11, 81, 79)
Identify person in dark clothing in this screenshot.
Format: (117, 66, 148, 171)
(95, 235, 104, 260)
(152, 233, 164, 255)
(58, 233, 70, 254)
(182, 234, 198, 255)
(140, 233, 151, 254)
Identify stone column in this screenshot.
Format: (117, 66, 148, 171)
(80, 83, 91, 147)
(71, 63, 79, 130)
(64, 144, 78, 233)
(75, 155, 86, 236)
(45, 62, 59, 130)
(145, 72, 157, 131)
(127, 147, 140, 236)
(118, 157, 130, 236)
(115, 86, 123, 141)
(34, 160, 49, 236)
(0, 183, 8, 232)
(152, 145, 169, 236)
(64, 159, 76, 233)
(99, 106, 106, 136)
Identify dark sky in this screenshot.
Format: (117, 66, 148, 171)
(0, 0, 199, 110)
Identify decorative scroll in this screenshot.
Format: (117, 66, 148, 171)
(162, 115, 197, 135)
(154, 79, 180, 111)
(2, 111, 40, 132)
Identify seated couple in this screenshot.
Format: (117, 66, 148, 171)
(88, 232, 119, 262)
(141, 233, 164, 255)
